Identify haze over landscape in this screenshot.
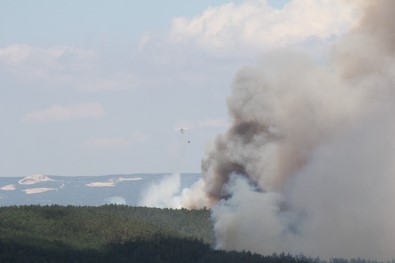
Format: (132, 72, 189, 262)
(2, 0, 395, 261)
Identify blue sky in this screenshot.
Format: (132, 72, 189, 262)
(1, 0, 358, 177)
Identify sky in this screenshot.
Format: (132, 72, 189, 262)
(1, 0, 360, 177)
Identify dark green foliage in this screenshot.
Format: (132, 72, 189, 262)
(0, 205, 213, 262)
(0, 205, 213, 250)
(0, 205, 390, 263)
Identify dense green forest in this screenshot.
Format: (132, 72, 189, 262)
(0, 205, 392, 263)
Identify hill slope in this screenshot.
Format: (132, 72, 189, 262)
(0, 205, 319, 263)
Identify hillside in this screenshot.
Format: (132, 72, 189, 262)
(0, 205, 386, 263)
(0, 205, 317, 263)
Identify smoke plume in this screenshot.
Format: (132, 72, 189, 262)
(138, 174, 182, 208)
(195, 0, 395, 260)
(138, 173, 210, 209)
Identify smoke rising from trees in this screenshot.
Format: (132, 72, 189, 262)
(141, 1, 395, 260)
(193, 0, 395, 260)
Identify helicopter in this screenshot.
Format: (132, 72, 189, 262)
(175, 128, 190, 143)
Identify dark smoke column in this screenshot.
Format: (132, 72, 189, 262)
(198, 1, 395, 260)
(200, 55, 342, 205)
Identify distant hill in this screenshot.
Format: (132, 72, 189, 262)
(0, 173, 200, 206)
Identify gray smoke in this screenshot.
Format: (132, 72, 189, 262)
(198, 0, 395, 260)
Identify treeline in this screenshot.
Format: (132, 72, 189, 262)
(0, 205, 213, 249)
(0, 205, 392, 263)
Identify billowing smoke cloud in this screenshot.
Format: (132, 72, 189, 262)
(139, 0, 395, 259)
(194, 0, 395, 260)
(138, 173, 210, 209)
(138, 174, 182, 208)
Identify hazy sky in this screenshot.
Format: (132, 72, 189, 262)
(1, 0, 359, 177)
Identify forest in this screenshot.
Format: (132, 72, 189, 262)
(0, 205, 392, 263)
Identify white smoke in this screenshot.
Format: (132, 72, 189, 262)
(138, 173, 182, 208)
(212, 176, 288, 254)
(137, 173, 210, 209)
(286, 114, 395, 259)
(104, 196, 127, 205)
(139, 0, 395, 260)
(194, 0, 395, 260)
